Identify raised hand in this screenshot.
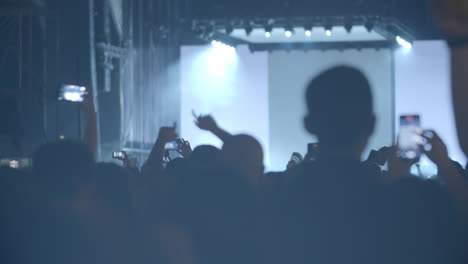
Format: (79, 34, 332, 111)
(422, 130, 450, 166)
(177, 138, 192, 158)
(157, 126, 177, 144)
(193, 111, 218, 132)
(192, 110, 232, 142)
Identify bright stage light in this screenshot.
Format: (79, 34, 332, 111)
(396, 36, 412, 50)
(210, 40, 236, 64)
(265, 31, 271, 38)
(211, 40, 236, 51)
(325, 29, 332, 36)
(285, 30, 292, 38)
(305, 30, 312, 37)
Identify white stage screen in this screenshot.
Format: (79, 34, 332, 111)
(181, 45, 395, 171)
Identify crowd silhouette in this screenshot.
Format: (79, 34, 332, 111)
(2, 2, 468, 263)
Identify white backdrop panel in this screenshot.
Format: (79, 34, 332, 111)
(180, 45, 270, 165)
(268, 49, 394, 171)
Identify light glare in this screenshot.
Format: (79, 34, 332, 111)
(265, 31, 271, 38)
(9, 160, 19, 169)
(285, 30, 292, 38)
(210, 40, 237, 63)
(325, 29, 332, 36)
(305, 30, 312, 37)
(396, 36, 412, 50)
(211, 40, 235, 51)
(64, 92, 83, 102)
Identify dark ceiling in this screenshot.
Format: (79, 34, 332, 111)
(185, 0, 440, 39)
(0, 0, 441, 39)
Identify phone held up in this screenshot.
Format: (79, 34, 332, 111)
(397, 115, 425, 161)
(112, 151, 127, 160)
(58, 85, 88, 103)
(305, 143, 320, 161)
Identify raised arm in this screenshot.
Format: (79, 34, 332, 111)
(81, 93, 97, 156)
(423, 130, 468, 216)
(141, 126, 176, 177)
(433, 0, 468, 155)
(194, 113, 232, 142)
(451, 47, 468, 155)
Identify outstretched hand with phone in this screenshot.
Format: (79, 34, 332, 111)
(157, 126, 177, 144)
(142, 123, 178, 181)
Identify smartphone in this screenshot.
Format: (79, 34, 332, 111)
(0, 158, 32, 169)
(306, 143, 320, 161)
(398, 115, 423, 160)
(308, 143, 319, 153)
(112, 151, 127, 159)
(165, 140, 179, 151)
(58, 85, 88, 102)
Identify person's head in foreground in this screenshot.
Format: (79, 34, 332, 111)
(220, 134, 264, 187)
(32, 140, 95, 202)
(304, 66, 375, 160)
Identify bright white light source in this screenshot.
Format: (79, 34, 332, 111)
(63, 92, 83, 102)
(305, 30, 312, 37)
(265, 31, 271, 38)
(285, 30, 292, 38)
(9, 160, 19, 169)
(325, 29, 332, 36)
(210, 40, 236, 63)
(396, 36, 412, 50)
(211, 40, 235, 51)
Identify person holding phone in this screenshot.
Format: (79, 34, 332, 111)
(274, 66, 390, 264)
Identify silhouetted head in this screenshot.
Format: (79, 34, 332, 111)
(191, 145, 220, 164)
(32, 140, 94, 200)
(221, 134, 264, 186)
(165, 158, 190, 179)
(95, 162, 132, 213)
(304, 66, 375, 157)
(189, 145, 220, 177)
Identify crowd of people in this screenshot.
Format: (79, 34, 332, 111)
(2, 2, 468, 264)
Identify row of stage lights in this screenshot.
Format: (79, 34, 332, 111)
(241, 26, 412, 49)
(262, 27, 333, 38)
(238, 24, 369, 38)
(215, 26, 412, 50)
